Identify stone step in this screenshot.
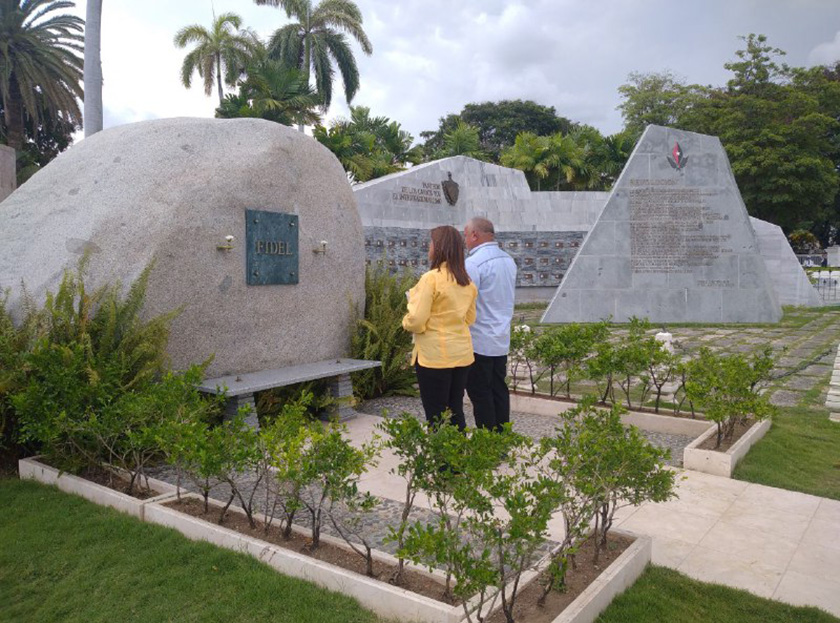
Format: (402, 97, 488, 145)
(830, 413, 840, 424)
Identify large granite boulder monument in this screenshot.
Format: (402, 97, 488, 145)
(543, 125, 783, 323)
(0, 118, 365, 377)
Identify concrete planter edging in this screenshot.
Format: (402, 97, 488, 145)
(143, 493, 464, 623)
(682, 418, 772, 478)
(509, 393, 711, 437)
(18, 456, 176, 520)
(551, 532, 651, 623)
(19, 457, 653, 623)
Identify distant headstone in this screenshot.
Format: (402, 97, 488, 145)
(542, 125, 782, 324)
(827, 246, 840, 267)
(0, 145, 15, 204)
(0, 118, 364, 377)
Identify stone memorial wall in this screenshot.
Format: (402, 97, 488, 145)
(542, 125, 783, 323)
(364, 226, 585, 287)
(0, 145, 15, 204)
(354, 156, 605, 289)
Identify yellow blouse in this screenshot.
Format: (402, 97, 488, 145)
(402, 263, 477, 369)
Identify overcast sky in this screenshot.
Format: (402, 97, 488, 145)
(68, 0, 840, 143)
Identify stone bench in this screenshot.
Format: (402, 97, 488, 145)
(198, 358, 382, 428)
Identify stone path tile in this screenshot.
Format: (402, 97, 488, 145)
(678, 547, 786, 599)
(783, 376, 819, 390)
(796, 365, 831, 378)
(773, 572, 840, 616)
(768, 390, 802, 407)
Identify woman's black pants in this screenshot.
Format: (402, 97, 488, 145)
(414, 363, 469, 430)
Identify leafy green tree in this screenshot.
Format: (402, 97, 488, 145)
(619, 35, 840, 236)
(680, 35, 839, 232)
(420, 100, 572, 162)
(174, 12, 258, 105)
(788, 229, 821, 254)
(257, 0, 372, 111)
(617, 71, 698, 140)
(0, 100, 75, 184)
(0, 0, 84, 152)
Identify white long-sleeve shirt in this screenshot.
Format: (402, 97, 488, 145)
(465, 241, 517, 357)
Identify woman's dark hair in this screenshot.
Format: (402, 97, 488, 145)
(429, 225, 470, 286)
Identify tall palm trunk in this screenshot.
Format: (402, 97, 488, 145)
(298, 7, 312, 133)
(84, 0, 104, 137)
(216, 52, 224, 104)
(5, 78, 25, 152)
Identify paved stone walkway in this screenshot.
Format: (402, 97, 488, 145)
(825, 343, 840, 423)
(361, 396, 694, 467)
(344, 404, 840, 619)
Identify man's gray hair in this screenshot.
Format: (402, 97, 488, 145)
(469, 217, 495, 236)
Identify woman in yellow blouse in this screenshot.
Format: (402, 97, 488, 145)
(402, 225, 477, 429)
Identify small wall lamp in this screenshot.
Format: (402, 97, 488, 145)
(217, 235, 235, 251)
(313, 240, 328, 254)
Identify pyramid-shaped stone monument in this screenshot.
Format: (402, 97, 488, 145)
(542, 125, 782, 323)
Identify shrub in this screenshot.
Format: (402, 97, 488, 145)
(538, 397, 675, 600)
(9, 259, 206, 479)
(684, 347, 776, 448)
(349, 262, 417, 399)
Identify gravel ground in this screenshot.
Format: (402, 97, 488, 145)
(359, 395, 693, 468)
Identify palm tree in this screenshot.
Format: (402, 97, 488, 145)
(544, 132, 585, 190)
(83, 0, 103, 136)
(217, 58, 321, 127)
(174, 12, 258, 105)
(0, 0, 84, 152)
(256, 0, 372, 110)
(313, 105, 421, 182)
(500, 132, 550, 190)
(440, 120, 485, 159)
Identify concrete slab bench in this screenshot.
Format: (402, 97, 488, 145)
(199, 358, 381, 427)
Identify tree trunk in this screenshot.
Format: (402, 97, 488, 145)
(84, 0, 104, 137)
(299, 5, 311, 133)
(4, 77, 25, 152)
(216, 52, 224, 105)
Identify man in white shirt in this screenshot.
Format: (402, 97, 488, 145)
(463, 217, 517, 431)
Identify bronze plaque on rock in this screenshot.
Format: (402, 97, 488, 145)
(246, 209, 299, 285)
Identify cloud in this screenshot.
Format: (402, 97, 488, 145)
(69, 0, 840, 145)
(808, 31, 840, 66)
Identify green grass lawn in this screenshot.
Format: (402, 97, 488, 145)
(598, 566, 839, 623)
(734, 404, 840, 499)
(0, 478, 381, 623)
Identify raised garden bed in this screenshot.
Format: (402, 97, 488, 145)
(18, 454, 653, 623)
(510, 393, 711, 438)
(683, 418, 772, 477)
(142, 491, 651, 623)
(510, 392, 773, 479)
(18, 456, 177, 520)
